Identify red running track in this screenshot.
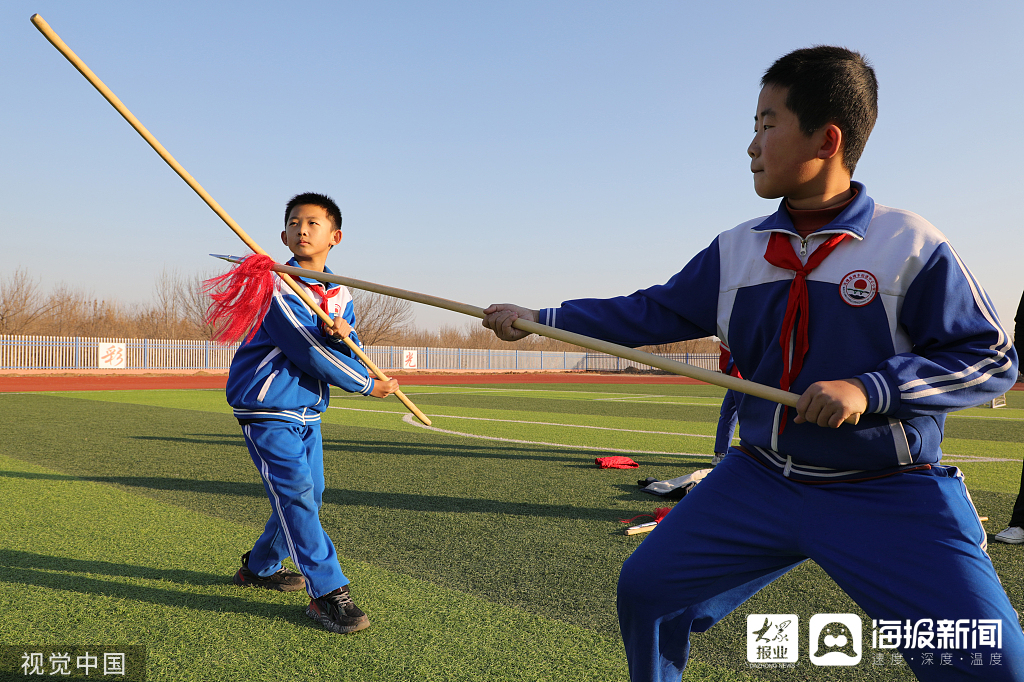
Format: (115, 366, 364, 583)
(0, 373, 712, 393)
(2, 373, 1021, 393)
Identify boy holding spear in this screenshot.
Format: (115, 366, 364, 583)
(224, 192, 397, 635)
(483, 47, 1022, 680)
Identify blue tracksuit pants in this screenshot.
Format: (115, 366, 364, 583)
(617, 452, 1024, 681)
(714, 390, 738, 454)
(241, 420, 347, 598)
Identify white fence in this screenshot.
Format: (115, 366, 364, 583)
(0, 335, 720, 374)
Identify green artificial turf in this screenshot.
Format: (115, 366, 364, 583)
(0, 383, 1021, 681)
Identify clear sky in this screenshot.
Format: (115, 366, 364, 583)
(3, 1, 1022, 334)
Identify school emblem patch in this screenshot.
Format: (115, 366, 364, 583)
(839, 271, 877, 307)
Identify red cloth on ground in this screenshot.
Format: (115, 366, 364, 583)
(596, 456, 639, 469)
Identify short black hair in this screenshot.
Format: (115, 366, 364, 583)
(761, 46, 878, 174)
(284, 192, 342, 230)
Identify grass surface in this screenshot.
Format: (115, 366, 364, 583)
(0, 382, 1021, 681)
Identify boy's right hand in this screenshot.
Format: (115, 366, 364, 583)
(370, 378, 399, 399)
(326, 316, 354, 340)
(481, 304, 539, 342)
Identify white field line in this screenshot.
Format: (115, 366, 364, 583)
(941, 456, 1019, 462)
(947, 414, 1024, 422)
(592, 400, 722, 407)
(328, 405, 717, 438)
(399, 413, 711, 458)
(327, 407, 1015, 463)
(334, 386, 723, 400)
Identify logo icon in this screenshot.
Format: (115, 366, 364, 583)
(839, 270, 878, 307)
(747, 614, 798, 663)
(809, 614, 862, 666)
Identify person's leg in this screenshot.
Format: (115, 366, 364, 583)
(305, 423, 326, 511)
(243, 421, 346, 597)
(1007, 463, 1024, 528)
(806, 466, 1024, 680)
(713, 390, 738, 457)
(618, 454, 805, 681)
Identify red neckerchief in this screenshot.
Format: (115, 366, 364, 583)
(307, 283, 341, 335)
(763, 230, 849, 430)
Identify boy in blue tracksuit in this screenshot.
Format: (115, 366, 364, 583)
(483, 47, 1022, 680)
(227, 192, 398, 635)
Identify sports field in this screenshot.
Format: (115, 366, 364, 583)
(0, 378, 1021, 681)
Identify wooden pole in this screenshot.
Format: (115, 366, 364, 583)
(31, 14, 430, 426)
(215, 256, 823, 414)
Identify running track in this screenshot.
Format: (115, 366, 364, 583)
(0, 373, 716, 392)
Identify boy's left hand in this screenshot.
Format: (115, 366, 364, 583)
(326, 316, 354, 340)
(794, 379, 867, 428)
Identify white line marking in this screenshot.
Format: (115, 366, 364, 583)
(328, 406, 718, 438)
(326, 408, 1016, 463)
(399, 414, 711, 458)
(331, 385, 724, 399)
(592, 400, 721, 406)
(947, 414, 1024, 422)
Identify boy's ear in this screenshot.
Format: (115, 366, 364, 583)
(330, 229, 343, 246)
(818, 124, 843, 161)
(281, 230, 289, 247)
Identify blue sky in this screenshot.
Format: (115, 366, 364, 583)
(2, 1, 1022, 334)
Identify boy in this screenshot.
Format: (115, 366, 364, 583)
(227, 192, 398, 634)
(483, 47, 1022, 680)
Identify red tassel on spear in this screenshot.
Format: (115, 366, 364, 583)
(203, 254, 277, 344)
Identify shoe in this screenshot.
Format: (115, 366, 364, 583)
(305, 586, 370, 634)
(710, 452, 727, 468)
(993, 526, 1024, 544)
(233, 551, 306, 591)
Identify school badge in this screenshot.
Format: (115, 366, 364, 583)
(839, 271, 877, 307)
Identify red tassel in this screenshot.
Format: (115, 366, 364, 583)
(619, 507, 672, 524)
(203, 254, 277, 344)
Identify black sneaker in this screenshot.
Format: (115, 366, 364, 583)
(232, 551, 306, 592)
(305, 586, 370, 634)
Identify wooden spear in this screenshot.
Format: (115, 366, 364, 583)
(31, 14, 431, 426)
(211, 255, 840, 418)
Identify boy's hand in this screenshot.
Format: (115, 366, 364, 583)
(482, 304, 539, 342)
(326, 316, 354, 340)
(794, 379, 867, 428)
(370, 378, 399, 399)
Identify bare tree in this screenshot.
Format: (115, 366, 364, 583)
(45, 282, 91, 337)
(155, 267, 219, 340)
(0, 267, 51, 335)
(351, 289, 414, 346)
(641, 338, 720, 354)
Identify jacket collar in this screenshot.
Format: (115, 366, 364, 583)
(286, 257, 341, 291)
(751, 181, 874, 240)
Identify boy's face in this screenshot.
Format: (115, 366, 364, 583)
(747, 85, 829, 201)
(281, 204, 342, 260)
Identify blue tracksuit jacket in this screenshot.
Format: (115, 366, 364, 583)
(226, 258, 374, 423)
(540, 182, 1017, 481)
